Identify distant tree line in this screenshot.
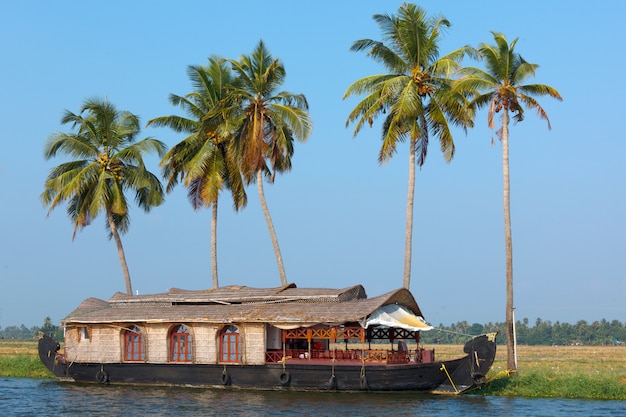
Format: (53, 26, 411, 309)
(420, 318, 626, 346)
(0, 317, 63, 341)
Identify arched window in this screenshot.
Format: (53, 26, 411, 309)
(170, 324, 193, 362)
(123, 325, 145, 362)
(220, 325, 240, 363)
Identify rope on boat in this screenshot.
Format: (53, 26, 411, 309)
(359, 347, 368, 389)
(328, 358, 337, 389)
(282, 340, 286, 371)
(485, 369, 516, 383)
(278, 355, 291, 385)
(434, 328, 473, 337)
(439, 363, 459, 393)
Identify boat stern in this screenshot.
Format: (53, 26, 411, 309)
(432, 332, 498, 394)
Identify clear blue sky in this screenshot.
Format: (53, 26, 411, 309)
(1, 1, 624, 329)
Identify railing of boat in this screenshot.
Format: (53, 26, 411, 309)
(267, 326, 435, 365)
(265, 349, 431, 364)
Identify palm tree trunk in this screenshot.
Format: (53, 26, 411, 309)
(107, 209, 133, 295)
(502, 110, 517, 371)
(257, 170, 287, 286)
(403, 137, 417, 289)
(211, 201, 219, 289)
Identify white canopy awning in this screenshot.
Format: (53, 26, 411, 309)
(365, 304, 433, 332)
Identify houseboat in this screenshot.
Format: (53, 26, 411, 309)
(38, 283, 497, 394)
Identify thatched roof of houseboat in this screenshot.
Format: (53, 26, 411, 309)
(61, 283, 427, 329)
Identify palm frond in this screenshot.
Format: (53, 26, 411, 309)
(345, 3, 470, 171)
(267, 103, 312, 142)
(518, 94, 552, 128)
(43, 97, 164, 237)
(425, 99, 455, 162)
(519, 84, 563, 101)
(468, 31, 561, 136)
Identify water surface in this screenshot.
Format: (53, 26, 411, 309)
(1, 378, 623, 416)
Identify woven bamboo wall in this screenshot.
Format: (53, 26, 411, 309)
(64, 325, 120, 363)
(63, 322, 267, 365)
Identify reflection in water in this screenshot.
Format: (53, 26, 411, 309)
(0, 378, 624, 417)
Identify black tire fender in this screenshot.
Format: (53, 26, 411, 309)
(221, 370, 231, 385)
(279, 371, 290, 385)
(96, 370, 108, 384)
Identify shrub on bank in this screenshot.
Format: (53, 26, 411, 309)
(0, 355, 54, 378)
(476, 370, 626, 400)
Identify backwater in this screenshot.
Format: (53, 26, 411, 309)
(1, 377, 624, 416)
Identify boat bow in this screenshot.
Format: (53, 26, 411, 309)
(432, 332, 498, 394)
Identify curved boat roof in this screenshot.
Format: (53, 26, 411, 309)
(61, 283, 427, 329)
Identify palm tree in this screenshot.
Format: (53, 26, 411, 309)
(147, 57, 247, 289)
(455, 32, 562, 371)
(344, 3, 474, 289)
(228, 40, 312, 286)
(42, 97, 166, 295)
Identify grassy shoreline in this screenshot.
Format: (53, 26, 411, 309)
(2, 340, 624, 399)
(428, 343, 626, 399)
(0, 340, 54, 378)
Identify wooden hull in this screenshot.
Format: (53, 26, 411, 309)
(39, 333, 497, 394)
